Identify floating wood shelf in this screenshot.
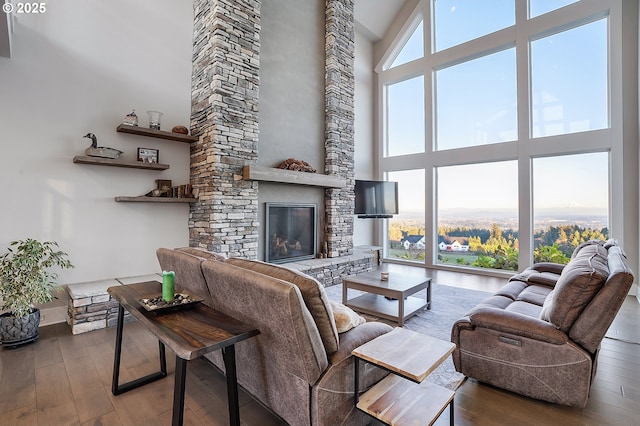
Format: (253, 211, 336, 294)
(115, 196, 198, 203)
(73, 156, 169, 171)
(116, 124, 198, 143)
(242, 165, 346, 188)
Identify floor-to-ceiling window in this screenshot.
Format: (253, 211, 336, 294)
(437, 161, 519, 270)
(532, 153, 609, 262)
(378, 0, 631, 274)
(387, 169, 425, 261)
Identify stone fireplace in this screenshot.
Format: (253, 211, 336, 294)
(265, 203, 317, 264)
(188, 0, 369, 284)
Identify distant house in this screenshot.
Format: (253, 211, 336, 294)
(402, 235, 425, 250)
(438, 236, 470, 252)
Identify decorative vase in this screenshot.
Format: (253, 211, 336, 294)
(147, 111, 163, 130)
(0, 308, 40, 348)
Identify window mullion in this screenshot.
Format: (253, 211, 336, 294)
(516, 0, 532, 266)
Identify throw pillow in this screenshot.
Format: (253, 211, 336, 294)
(329, 300, 366, 333)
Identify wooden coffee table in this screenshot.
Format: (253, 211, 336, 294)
(352, 327, 456, 425)
(108, 281, 259, 426)
(342, 269, 431, 326)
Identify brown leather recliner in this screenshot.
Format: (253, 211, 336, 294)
(451, 239, 634, 407)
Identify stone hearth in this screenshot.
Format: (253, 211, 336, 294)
(286, 246, 381, 287)
(66, 274, 160, 334)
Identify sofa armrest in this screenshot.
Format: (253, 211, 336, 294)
(530, 262, 566, 275)
(329, 322, 393, 366)
(469, 307, 568, 345)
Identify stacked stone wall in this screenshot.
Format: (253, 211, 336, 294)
(190, 0, 261, 257)
(66, 279, 136, 335)
(290, 254, 374, 287)
(324, 0, 355, 258)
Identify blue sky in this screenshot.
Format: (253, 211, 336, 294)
(386, 1, 609, 216)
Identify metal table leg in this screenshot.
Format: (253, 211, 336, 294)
(223, 345, 241, 426)
(172, 357, 188, 426)
(111, 304, 168, 395)
(450, 397, 455, 425)
(354, 357, 360, 405)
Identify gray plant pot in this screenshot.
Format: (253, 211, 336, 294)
(0, 308, 40, 348)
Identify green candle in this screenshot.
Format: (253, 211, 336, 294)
(162, 271, 175, 302)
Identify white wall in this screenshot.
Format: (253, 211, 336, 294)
(0, 0, 194, 285)
(353, 0, 420, 250)
(353, 30, 377, 246)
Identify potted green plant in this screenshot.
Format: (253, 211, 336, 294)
(0, 239, 73, 347)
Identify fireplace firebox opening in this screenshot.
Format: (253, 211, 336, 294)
(265, 203, 317, 264)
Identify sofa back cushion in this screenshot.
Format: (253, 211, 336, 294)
(174, 247, 226, 261)
(571, 239, 604, 259)
(225, 258, 340, 354)
(200, 260, 328, 385)
(570, 245, 634, 353)
(540, 244, 609, 332)
(156, 248, 214, 306)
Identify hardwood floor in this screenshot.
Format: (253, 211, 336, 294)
(1, 268, 639, 425)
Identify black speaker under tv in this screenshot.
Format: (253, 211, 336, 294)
(354, 179, 399, 219)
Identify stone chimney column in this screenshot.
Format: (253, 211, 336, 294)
(189, 0, 261, 257)
(324, 0, 355, 257)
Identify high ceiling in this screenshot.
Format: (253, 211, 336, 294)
(354, 0, 407, 41)
(0, 1, 407, 58)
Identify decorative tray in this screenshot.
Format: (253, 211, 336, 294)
(138, 293, 203, 312)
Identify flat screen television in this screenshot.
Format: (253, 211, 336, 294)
(354, 180, 399, 218)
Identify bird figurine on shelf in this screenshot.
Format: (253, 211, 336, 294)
(82, 133, 123, 159)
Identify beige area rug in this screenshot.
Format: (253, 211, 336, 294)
(324, 282, 491, 391)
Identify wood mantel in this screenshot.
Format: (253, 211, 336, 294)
(242, 165, 346, 188)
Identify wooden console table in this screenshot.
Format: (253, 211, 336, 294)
(108, 281, 259, 426)
(352, 327, 456, 425)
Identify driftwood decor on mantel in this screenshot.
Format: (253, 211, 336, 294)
(276, 158, 317, 173)
(241, 165, 346, 188)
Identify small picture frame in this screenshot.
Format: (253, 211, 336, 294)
(156, 179, 172, 190)
(137, 147, 159, 164)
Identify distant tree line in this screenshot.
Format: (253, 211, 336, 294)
(435, 224, 608, 270)
(534, 225, 609, 253)
(439, 226, 518, 244)
(391, 221, 608, 270)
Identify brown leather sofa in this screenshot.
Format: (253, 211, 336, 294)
(156, 247, 392, 425)
(451, 239, 634, 407)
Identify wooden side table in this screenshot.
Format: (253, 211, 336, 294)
(108, 281, 259, 426)
(352, 327, 456, 425)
